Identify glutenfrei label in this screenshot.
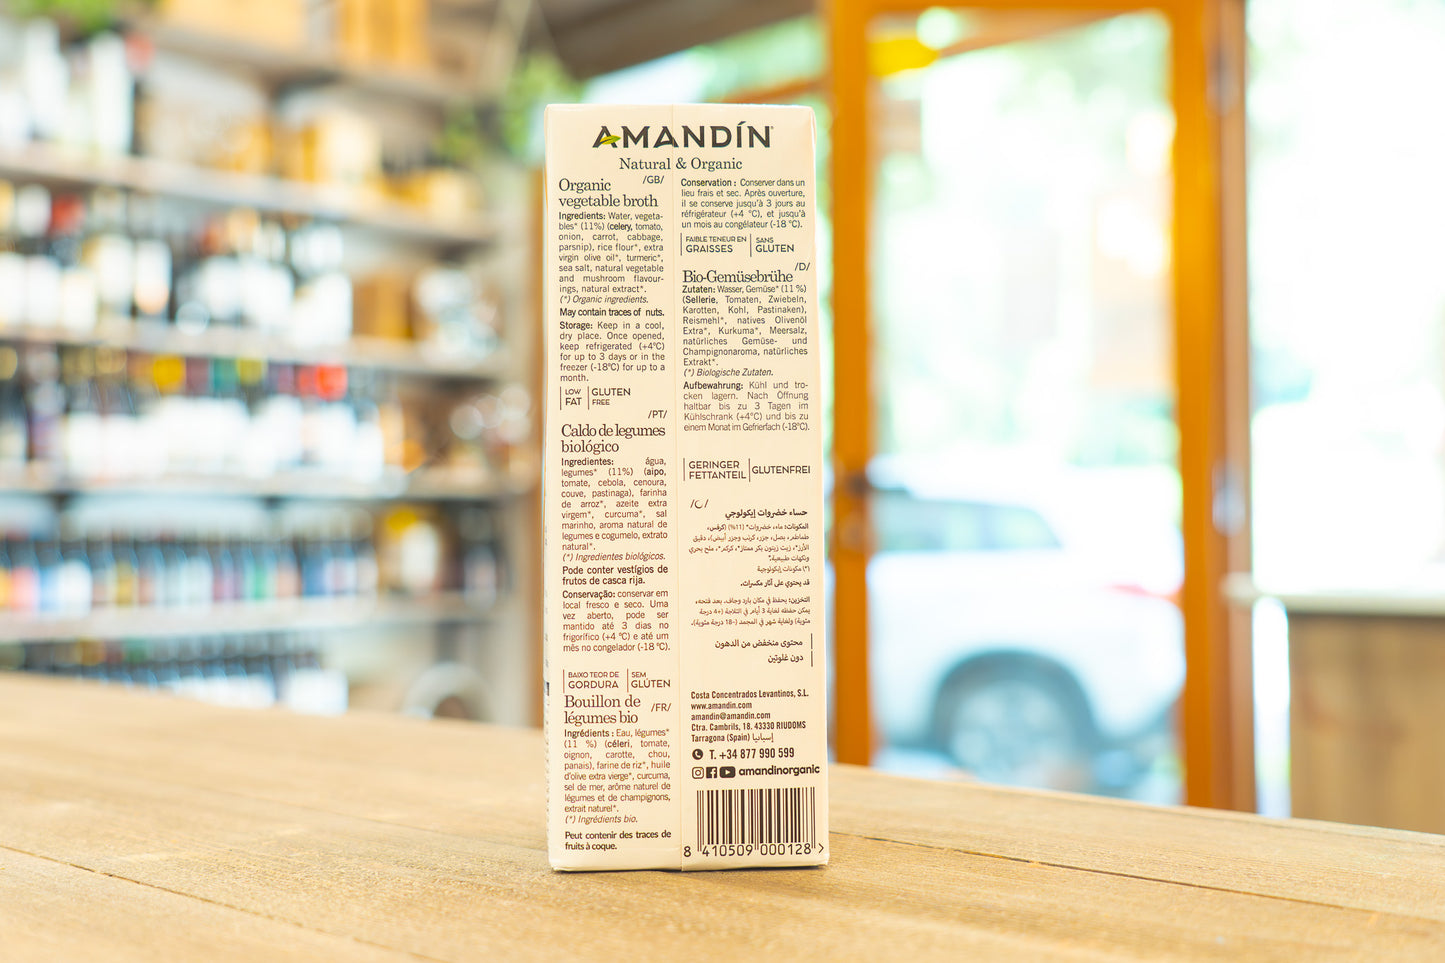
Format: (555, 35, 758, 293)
(544, 104, 826, 871)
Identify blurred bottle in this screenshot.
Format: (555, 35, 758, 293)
(0, 180, 24, 326)
(329, 521, 357, 597)
(414, 264, 499, 357)
(95, 347, 136, 479)
(301, 526, 330, 597)
(383, 509, 443, 597)
(210, 358, 250, 475)
(20, 19, 66, 144)
(273, 521, 300, 600)
(209, 530, 239, 604)
(281, 635, 348, 714)
(60, 348, 102, 478)
(174, 637, 205, 693)
(198, 637, 227, 698)
(34, 532, 60, 614)
(122, 31, 154, 157)
(130, 194, 172, 328)
(290, 222, 351, 345)
(182, 533, 212, 608)
(185, 357, 222, 474)
(0, 344, 28, 467)
(237, 356, 275, 478)
(112, 528, 139, 607)
(312, 364, 355, 476)
(170, 208, 209, 334)
(245, 533, 272, 602)
(254, 361, 303, 475)
(59, 34, 90, 152)
(17, 184, 57, 327)
(84, 32, 134, 158)
(377, 372, 406, 471)
(349, 368, 386, 482)
(200, 213, 243, 329)
(150, 638, 181, 689)
(47, 640, 78, 676)
(84, 187, 135, 325)
(23, 344, 62, 465)
(124, 639, 158, 689)
(135, 530, 164, 607)
(150, 353, 187, 473)
(460, 508, 501, 607)
(89, 527, 116, 609)
(56, 517, 91, 616)
(8, 533, 40, 614)
(52, 193, 97, 333)
(354, 516, 379, 597)
(239, 212, 293, 332)
(296, 363, 322, 469)
(160, 532, 187, 608)
(127, 351, 166, 478)
(78, 640, 103, 680)
(214, 637, 265, 707)
(0, 25, 27, 147)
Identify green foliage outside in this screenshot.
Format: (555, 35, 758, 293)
(7, 0, 153, 34)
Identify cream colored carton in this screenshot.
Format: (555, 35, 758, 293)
(544, 104, 827, 870)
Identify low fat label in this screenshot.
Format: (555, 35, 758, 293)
(544, 104, 827, 871)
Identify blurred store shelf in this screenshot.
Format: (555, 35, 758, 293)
(0, 465, 532, 502)
(0, 591, 492, 644)
(137, 22, 482, 106)
(0, 323, 507, 380)
(0, 145, 496, 248)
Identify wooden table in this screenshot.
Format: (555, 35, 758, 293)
(2, 675, 1443, 961)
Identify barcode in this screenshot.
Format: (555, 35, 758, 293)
(696, 787, 818, 847)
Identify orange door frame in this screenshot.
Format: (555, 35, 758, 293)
(826, 0, 1253, 811)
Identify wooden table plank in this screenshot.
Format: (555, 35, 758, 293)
(0, 679, 546, 846)
(2, 675, 1444, 961)
(830, 766, 1445, 921)
(0, 848, 418, 963)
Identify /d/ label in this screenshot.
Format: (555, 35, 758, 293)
(544, 104, 827, 871)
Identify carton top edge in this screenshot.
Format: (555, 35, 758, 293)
(542, 102, 814, 112)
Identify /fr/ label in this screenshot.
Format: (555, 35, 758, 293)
(544, 104, 827, 871)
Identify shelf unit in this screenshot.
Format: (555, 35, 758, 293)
(0, 144, 495, 249)
(0, 591, 491, 644)
(0, 14, 538, 724)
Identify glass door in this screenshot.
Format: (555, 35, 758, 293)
(864, 11, 1182, 800)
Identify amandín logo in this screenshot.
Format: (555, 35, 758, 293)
(592, 124, 772, 149)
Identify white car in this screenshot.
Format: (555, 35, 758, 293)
(864, 469, 1184, 793)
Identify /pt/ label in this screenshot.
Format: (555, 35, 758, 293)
(544, 104, 827, 871)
